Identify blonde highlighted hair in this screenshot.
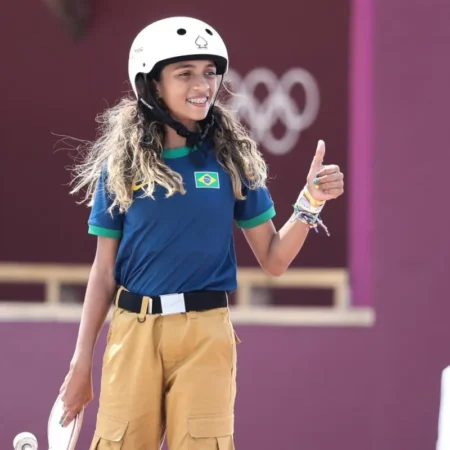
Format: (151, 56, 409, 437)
(69, 95, 268, 214)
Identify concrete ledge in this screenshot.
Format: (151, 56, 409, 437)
(0, 303, 375, 327)
(231, 305, 375, 326)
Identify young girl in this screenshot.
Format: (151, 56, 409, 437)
(59, 16, 344, 450)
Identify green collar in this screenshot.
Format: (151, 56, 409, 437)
(163, 146, 198, 159)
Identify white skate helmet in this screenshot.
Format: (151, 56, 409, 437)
(128, 16, 229, 98)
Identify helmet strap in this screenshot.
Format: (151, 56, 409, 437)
(138, 73, 224, 150)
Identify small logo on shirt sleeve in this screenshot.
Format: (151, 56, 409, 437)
(195, 172, 220, 188)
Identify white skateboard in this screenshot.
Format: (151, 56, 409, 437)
(13, 395, 84, 450)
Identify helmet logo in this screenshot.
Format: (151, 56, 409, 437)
(195, 36, 208, 49)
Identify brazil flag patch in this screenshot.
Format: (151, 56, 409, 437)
(194, 172, 220, 188)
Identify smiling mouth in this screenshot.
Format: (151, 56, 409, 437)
(187, 96, 209, 105)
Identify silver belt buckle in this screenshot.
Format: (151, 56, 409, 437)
(160, 293, 186, 315)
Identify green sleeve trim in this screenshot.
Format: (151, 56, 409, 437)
(236, 205, 276, 229)
(88, 225, 122, 239)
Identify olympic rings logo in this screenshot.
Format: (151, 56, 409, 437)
(223, 68, 320, 155)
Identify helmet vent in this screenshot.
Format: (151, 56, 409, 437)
(205, 28, 213, 35)
(177, 28, 187, 35)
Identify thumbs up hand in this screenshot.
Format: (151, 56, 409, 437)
(306, 140, 344, 202)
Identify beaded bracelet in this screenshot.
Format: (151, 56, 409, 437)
(290, 187, 330, 236)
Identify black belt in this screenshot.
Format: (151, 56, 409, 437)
(116, 288, 228, 315)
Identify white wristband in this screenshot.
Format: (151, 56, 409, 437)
(295, 188, 325, 215)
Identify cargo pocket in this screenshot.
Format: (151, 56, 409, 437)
(90, 413, 129, 450)
(188, 414, 234, 450)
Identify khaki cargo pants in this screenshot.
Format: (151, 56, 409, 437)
(89, 291, 240, 450)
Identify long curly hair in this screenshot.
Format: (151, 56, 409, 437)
(68, 77, 269, 214)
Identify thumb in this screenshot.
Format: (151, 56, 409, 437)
(310, 140, 326, 173)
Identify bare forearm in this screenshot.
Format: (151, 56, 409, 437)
(244, 141, 344, 278)
(266, 214, 310, 276)
(72, 263, 117, 362)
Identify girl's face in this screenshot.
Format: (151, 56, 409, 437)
(155, 59, 218, 130)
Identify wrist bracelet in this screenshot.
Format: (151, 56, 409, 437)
(303, 188, 325, 208)
(295, 187, 325, 215)
(291, 206, 331, 236)
(291, 187, 330, 236)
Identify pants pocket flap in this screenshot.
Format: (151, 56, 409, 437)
(96, 413, 129, 442)
(188, 414, 234, 438)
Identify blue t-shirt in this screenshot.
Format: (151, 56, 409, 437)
(88, 144, 275, 296)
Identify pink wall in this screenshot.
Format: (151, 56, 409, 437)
(349, 0, 373, 307)
(369, 0, 450, 445)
